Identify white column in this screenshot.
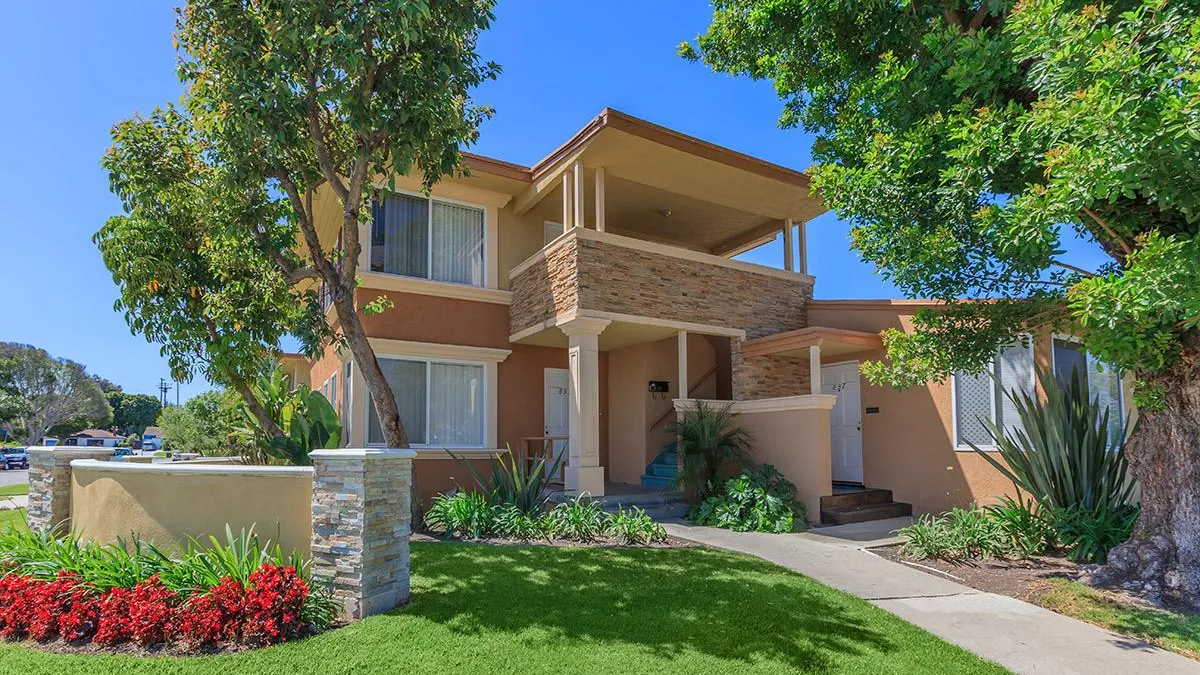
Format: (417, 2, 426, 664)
(562, 171, 574, 229)
(573, 160, 586, 229)
(559, 316, 610, 497)
(783, 218, 795, 272)
(810, 344, 822, 395)
(594, 166, 606, 232)
(677, 330, 689, 400)
(798, 219, 808, 275)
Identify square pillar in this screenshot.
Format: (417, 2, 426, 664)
(26, 446, 113, 534)
(810, 344, 823, 395)
(559, 317, 610, 497)
(677, 331, 689, 399)
(310, 447, 416, 619)
(783, 218, 795, 272)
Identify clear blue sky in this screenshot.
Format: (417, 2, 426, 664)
(0, 1, 1105, 401)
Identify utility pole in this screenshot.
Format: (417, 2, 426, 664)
(158, 378, 171, 408)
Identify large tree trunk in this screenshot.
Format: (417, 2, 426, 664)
(1089, 336, 1200, 606)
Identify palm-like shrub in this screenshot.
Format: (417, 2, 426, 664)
(453, 445, 562, 515)
(666, 401, 752, 502)
(972, 368, 1136, 513)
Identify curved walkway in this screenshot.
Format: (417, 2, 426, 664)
(663, 522, 1200, 675)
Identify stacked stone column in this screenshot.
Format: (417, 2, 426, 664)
(26, 447, 113, 533)
(309, 448, 415, 619)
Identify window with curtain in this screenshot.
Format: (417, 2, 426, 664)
(1053, 338, 1124, 441)
(953, 339, 1035, 448)
(341, 361, 352, 444)
(370, 192, 484, 286)
(366, 357, 484, 447)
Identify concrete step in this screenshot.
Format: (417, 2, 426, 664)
(820, 501, 913, 526)
(820, 488, 895, 511)
(646, 462, 677, 478)
(639, 474, 673, 489)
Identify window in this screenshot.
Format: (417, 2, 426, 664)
(953, 340, 1035, 448)
(342, 361, 353, 445)
(366, 357, 484, 447)
(370, 192, 485, 286)
(330, 373, 337, 409)
(1053, 337, 1124, 441)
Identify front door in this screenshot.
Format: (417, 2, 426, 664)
(543, 368, 570, 478)
(822, 362, 864, 484)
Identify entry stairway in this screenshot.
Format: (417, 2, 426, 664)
(819, 487, 912, 525)
(639, 443, 677, 489)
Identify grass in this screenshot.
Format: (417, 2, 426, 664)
(1038, 578, 1200, 659)
(0, 541, 1010, 674)
(0, 508, 27, 532)
(0, 484, 28, 498)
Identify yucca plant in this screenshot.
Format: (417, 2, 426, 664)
(972, 368, 1137, 514)
(452, 444, 562, 515)
(665, 401, 752, 502)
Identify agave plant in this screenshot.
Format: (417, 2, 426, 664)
(665, 401, 752, 502)
(452, 444, 562, 515)
(972, 367, 1137, 514)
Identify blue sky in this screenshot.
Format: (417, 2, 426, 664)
(0, 1, 1103, 401)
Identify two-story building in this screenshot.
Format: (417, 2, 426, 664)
(304, 108, 1128, 523)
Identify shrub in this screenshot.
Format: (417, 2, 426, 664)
(544, 497, 610, 542)
(424, 491, 496, 539)
(666, 401, 752, 502)
(178, 578, 243, 648)
(606, 507, 667, 545)
(241, 565, 309, 645)
(690, 465, 803, 533)
(454, 445, 561, 515)
(125, 577, 177, 646)
(985, 494, 1056, 557)
(492, 505, 547, 541)
(1053, 504, 1139, 564)
(898, 505, 1011, 560)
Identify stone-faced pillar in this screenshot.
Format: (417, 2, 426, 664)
(26, 446, 113, 533)
(559, 316, 610, 498)
(309, 448, 415, 619)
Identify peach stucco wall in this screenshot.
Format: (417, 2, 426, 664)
(736, 407, 832, 524)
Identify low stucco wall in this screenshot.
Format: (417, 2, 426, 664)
(70, 461, 313, 558)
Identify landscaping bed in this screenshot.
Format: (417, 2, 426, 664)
(872, 543, 1080, 602)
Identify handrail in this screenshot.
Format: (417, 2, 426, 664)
(647, 366, 718, 432)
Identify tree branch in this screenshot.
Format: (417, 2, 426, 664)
(1050, 260, 1097, 278)
(1081, 206, 1134, 257)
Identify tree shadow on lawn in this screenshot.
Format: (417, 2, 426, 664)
(398, 542, 908, 673)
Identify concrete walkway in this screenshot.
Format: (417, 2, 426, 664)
(664, 522, 1200, 675)
(0, 495, 27, 511)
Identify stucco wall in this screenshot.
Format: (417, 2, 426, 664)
(736, 407, 832, 524)
(70, 462, 313, 557)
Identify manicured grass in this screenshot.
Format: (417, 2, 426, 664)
(0, 484, 28, 498)
(0, 508, 27, 532)
(0, 542, 1010, 674)
(1038, 578, 1200, 659)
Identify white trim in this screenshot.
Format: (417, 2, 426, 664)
(69, 459, 314, 477)
(363, 354, 492, 449)
(368, 188, 492, 290)
(508, 226, 817, 285)
(950, 334, 1036, 451)
(509, 309, 746, 345)
(357, 272, 512, 305)
(309, 447, 417, 461)
(27, 447, 114, 457)
(367, 337, 511, 363)
(412, 447, 508, 459)
(674, 395, 838, 414)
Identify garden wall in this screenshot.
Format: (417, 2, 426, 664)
(69, 460, 314, 558)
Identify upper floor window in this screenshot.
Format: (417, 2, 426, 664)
(1052, 337, 1124, 441)
(370, 192, 484, 287)
(953, 340, 1035, 448)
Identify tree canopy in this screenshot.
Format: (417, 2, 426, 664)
(0, 343, 111, 445)
(107, 392, 163, 437)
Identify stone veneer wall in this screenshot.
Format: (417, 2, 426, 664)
(731, 338, 812, 400)
(310, 448, 415, 619)
(27, 447, 114, 533)
(510, 233, 813, 340)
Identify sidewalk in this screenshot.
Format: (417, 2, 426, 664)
(0, 495, 27, 511)
(664, 521, 1200, 675)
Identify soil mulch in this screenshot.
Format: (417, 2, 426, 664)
(871, 544, 1081, 602)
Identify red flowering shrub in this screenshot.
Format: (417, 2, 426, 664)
(27, 571, 84, 640)
(178, 577, 244, 648)
(58, 585, 101, 642)
(241, 565, 309, 645)
(93, 587, 131, 646)
(125, 577, 177, 646)
(0, 574, 34, 639)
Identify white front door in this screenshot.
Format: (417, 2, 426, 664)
(822, 362, 864, 484)
(543, 368, 570, 477)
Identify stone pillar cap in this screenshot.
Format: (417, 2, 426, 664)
(309, 448, 417, 460)
(27, 446, 115, 456)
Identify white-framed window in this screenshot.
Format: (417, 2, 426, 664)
(366, 356, 485, 447)
(370, 191, 485, 286)
(329, 373, 337, 409)
(952, 338, 1036, 449)
(1052, 336, 1124, 441)
(341, 361, 352, 444)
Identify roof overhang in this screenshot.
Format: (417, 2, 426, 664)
(742, 326, 883, 360)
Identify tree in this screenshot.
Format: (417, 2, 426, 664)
(99, 1, 499, 468)
(685, 1, 1200, 602)
(0, 343, 111, 445)
(107, 392, 164, 437)
(91, 375, 123, 394)
(157, 390, 244, 456)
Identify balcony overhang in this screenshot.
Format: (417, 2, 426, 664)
(511, 310, 744, 352)
(742, 326, 883, 360)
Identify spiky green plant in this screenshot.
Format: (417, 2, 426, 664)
(424, 491, 496, 539)
(973, 368, 1137, 513)
(665, 401, 752, 502)
(452, 444, 562, 515)
(544, 497, 610, 542)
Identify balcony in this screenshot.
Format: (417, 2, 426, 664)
(509, 228, 814, 346)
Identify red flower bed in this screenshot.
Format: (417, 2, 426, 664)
(0, 564, 314, 652)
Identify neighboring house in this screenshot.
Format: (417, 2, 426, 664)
(141, 426, 164, 452)
(64, 429, 121, 448)
(303, 108, 1128, 522)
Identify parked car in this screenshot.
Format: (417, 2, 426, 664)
(2, 449, 28, 470)
(111, 447, 134, 458)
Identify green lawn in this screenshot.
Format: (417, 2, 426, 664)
(0, 542, 1009, 674)
(1038, 578, 1200, 660)
(0, 508, 27, 532)
(0, 484, 28, 498)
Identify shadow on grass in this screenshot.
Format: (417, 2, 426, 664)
(398, 542, 901, 672)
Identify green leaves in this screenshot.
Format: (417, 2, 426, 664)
(237, 365, 341, 466)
